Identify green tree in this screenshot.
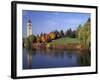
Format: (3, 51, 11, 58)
(65, 28, 73, 37)
(60, 30, 64, 37)
(71, 30, 77, 38)
(77, 24, 82, 38)
(77, 18, 91, 48)
(28, 35, 36, 43)
(25, 35, 36, 49)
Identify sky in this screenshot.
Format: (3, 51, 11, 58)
(22, 10, 90, 37)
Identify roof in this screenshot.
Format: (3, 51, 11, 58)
(28, 19, 32, 23)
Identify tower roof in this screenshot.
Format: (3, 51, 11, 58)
(28, 19, 32, 23)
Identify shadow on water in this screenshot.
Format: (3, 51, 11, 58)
(23, 48, 91, 69)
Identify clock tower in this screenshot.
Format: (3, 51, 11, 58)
(27, 19, 33, 37)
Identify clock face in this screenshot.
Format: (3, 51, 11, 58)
(29, 23, 32, 26)
(29, 26, 32, 29)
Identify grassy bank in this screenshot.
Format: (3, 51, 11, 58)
(49, 37, 79, 45)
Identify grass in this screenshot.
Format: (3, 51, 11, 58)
(49, 37, 79, 45)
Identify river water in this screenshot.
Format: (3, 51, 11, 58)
(23, 48, 90, 69)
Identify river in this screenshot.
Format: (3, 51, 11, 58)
(23, 48, 90, 69)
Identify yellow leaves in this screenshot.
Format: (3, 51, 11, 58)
(41, 36, 46, 43)
(49, 32, 56, 40)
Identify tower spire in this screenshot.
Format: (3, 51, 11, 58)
(28, 19, 32, 23)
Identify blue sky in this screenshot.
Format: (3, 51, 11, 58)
(22, 10, 90, 37)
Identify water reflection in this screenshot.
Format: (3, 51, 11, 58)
(27, 50, 32, 69)
(23, 48, 90, 69)
(77, 50, 91, 66)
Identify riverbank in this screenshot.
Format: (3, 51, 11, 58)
(24, 37, 90, 51)
(32, 43, 89, 51)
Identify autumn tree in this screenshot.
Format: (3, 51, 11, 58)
(41, 35, 46, 43)
(45, 34, 51, 42)
(54, 30, 61, 39)
(49, 32, 56, 40)
(36, 35, 41, 43)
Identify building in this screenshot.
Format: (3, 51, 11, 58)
(27, 19, 33, 37)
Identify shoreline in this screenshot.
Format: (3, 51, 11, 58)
(31, 43, 90, 51)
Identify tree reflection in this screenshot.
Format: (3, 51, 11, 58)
(25, 48, 91, 69)
(77, 50, 91, 66)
